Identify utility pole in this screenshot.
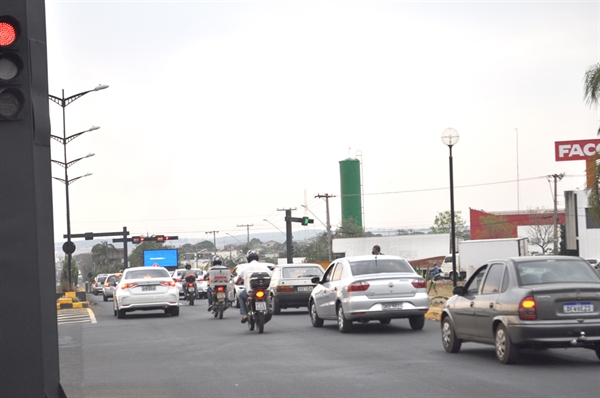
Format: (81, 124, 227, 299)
(237, 224, 253, 245)
(205, 231, 219, 253)
(316, 194, 336, 261)
(548, 173, 565, 254)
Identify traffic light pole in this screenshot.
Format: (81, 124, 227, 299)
(68, 227, 130, 267)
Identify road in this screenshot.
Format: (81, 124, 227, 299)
(58, 294, 600, 398)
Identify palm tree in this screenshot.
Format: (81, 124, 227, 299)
(91, 241, 116, 273)
(583, 63, 600, 219)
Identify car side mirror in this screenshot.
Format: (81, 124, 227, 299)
(452, 286, 465, 296)
(311, 276, 321, 284)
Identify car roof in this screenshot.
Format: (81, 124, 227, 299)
(335, 255, 409, 262)
(276, 263, 323, 268)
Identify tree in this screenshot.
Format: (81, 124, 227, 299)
(479, 214, 515, 239)
(334, 217, 366, 238)
(91, 241, 117, 273)
(60, 256, 79, 292)
(526, 208, 554, 253)
(430, 211, 466, 235)
(583, 63, 600, 218)
(128, 241, 174, 268)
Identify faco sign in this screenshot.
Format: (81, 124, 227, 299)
(555, 139, 600, 161)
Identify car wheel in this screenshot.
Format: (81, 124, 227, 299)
(409, 315, 425, 330)
(495, 323, 519, 364)
(117, 309, 126, 319)
(337, 304, 352, 333)
(170, 306, 180, 316)
(113, 302, 117, 317)
(103, 294, 108, 302)
(310, 300, 324, 327)
(272, 296, 281, 315)
(93, 291, 98, 296)
(379, 319, 391, 325)
(441, 316, 462, 353)
(595, 343, 600, 361)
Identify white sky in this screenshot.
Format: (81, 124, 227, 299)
(44, 0, 599, 244)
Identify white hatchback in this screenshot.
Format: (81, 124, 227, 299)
(113, 266, 179, 319)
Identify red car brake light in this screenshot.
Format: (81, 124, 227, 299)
(411, 279, 427, 289)
(276, 286, 294, 292)
(348, 281, 370, 292)
(519, 296, 537, 320)
(161, 281, 176, 287)
(121, 283, 137, 289)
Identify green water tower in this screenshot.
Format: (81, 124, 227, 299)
(339, 158, 363, 228)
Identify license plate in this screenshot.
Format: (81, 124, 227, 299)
(142, 285, 156, 291)
(255, 301, 267, 311)
(563, 302, 594, 313)
(297, 286, 313, 292)
(216, 292, 226, 299)
(382, 303, 402, 310)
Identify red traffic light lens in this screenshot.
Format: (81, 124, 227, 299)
(0, 21, 17, 47)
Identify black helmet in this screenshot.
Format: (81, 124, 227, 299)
(185, 263, 191, 270)
(212, 255, 222, 266)
(246, 250, 259, 262)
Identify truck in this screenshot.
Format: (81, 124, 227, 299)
(441, 237, 529, 281)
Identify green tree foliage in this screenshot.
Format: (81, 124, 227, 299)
(91, 241, 117, 273)
(295, 233, 330, 262)
(60, 256, 79, 292)
(335, 217, 366, 238)
(430, 211, 466, 235)
(583, 63, 600, 218)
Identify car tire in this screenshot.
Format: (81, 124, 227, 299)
(441, 316, 462, 353)
(379, 319, 391, 325)
(113, 303, 117, 317)
(408, 314, 425, 330)
(272, 296, 281, 315)
(495, 323, 519, 364)
(310, 300, 324, 328)
(93, 291, 98, 296)
(595, 343, 600, 361)
(117, 309, 126, 319)
(170, 306, 180, 316)
(337, 304, 352, 333)
(103, 294, 108, 302)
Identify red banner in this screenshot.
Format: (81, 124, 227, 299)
(555, 139, 600, 161)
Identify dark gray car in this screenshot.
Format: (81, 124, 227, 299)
(441, 255, 600, 364)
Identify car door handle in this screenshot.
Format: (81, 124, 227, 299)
(470, 302, 474, 308)
(489, 302, 494, 308)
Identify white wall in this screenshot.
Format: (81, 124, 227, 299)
(332, 234, 452, 260)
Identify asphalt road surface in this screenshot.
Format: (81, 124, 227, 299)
(58, 294, 600, 398)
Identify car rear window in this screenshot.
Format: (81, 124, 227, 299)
(282, 266, 323, 279)
(516, 259, 600, 285)
(350, 259, 414, 276)
(125, 269, 170, 279)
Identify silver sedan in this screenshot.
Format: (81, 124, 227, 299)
(309, 255, 429, 333)
(441, 256, 600, 364)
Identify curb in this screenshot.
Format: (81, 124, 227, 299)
(56, 291, 90, 309)
(425, 309, 442, 321)
(57, 301, 89, 309)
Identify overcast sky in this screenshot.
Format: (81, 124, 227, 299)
(44, 0, 598, 246)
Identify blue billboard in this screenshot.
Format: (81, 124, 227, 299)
(143, 249, 178, 268)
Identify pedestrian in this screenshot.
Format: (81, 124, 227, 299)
(372, 245, 383, 255)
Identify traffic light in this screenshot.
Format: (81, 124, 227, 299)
(156, 235, 165, 242)
(0, 12, 26, 120)
(131, 235, 177, 243)
(301, 216, 313, 226)
(132, 236, 145, 244)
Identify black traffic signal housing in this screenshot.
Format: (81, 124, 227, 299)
(301, 216, 313, 226)
(0, 13, 26, 120)
(131, 235, 178, 244)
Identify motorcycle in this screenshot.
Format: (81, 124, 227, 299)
(245, 271, 272, 334)
(211, 285, 228, 319)
(184, 281, 197, 306)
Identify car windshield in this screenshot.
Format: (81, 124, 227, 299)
(349, 258, 414, 276)
(282, 266, 323, 278)
(517, 259, 599, 285)
(125, 269, 169, 280)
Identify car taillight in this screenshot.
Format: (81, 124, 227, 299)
(216, 286, 225, 292)
(175, 279, 183, 283)
(255, 290, 266, 299)
(276, 286, 294, 292)
(104, 282, 110, 287)
(411, 279, 427, 289)
(161, 281, 176, 287)
(519, 296, 537, 320)
(121, 283, 137, 289)
(348, 281, 370, 292)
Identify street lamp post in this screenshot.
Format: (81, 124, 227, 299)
(441, 128, 460, 287)
(49, 84, 108, 291)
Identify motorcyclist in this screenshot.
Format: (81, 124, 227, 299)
(207, 255, 230, 311)
(237, 250, 272, 323)
(183, 263, 197, 300)
(429, 262, 442, 281)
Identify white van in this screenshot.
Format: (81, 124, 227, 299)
(440, 253, 462, 280)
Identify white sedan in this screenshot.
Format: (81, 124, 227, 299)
(113, 266, 179, 319)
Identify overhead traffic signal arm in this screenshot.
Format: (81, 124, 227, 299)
(286, 216, 314, 226)
(132, 235, 178, 244)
